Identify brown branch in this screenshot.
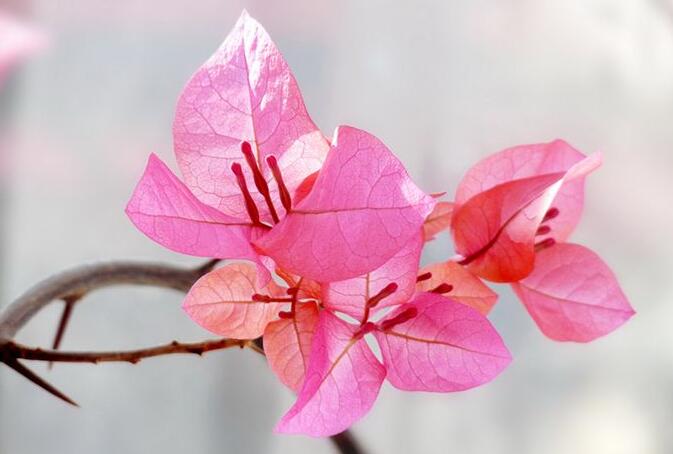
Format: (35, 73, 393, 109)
(0, 258, 365, 454)
(4, 338, 252, 364)
(330, 430, 365, 454)
(0, 260, 219, 340)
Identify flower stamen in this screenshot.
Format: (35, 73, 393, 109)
(360, 282, 399, 326)
(231, 162, 262, 226)
(379, 307, 418, 331)
(429, 283, 453, 294)
(535, 237, 556, 252)
(251, 293, 294, 303)
(267, 155, 293, 213)
(542, 207, 560, 223)
(416, 272, 432, 283)
(353, 322, 377, 340)
(240, 142, 280, 224)
(536, 225, 551, 236)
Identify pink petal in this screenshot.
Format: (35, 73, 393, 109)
(373, 292, 511, 392)
(416, 261, 498, 315)
(263, 301, 320, 392)
(126, 154, 266, 267)
(451, 173, 565, 282)
(275, 310, 386, 436)
(182, 263, 284, 339)
(423, 201, 455, 241)
(455, 140, 600, 242)
(0, 12, 45, 87)
(173, 10, 328, 221)
(256, 126, 436, 282)
(512, 243, 635, 342)
(322, 232, 423, 320)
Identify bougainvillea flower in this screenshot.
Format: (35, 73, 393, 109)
(276, 234, 511, 436)
(0, 11, 45, 88)
(451, 140, 602, 282)
(126, 11, 435, 284)
(182, 262, 320, 392)
(450, 140, 634, 341)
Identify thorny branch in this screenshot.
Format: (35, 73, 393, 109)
(0, 258, 363, 454)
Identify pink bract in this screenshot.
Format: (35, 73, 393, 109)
(126, 154, 265, 268)
(264, 301, 320, 392)
(451, 150, 601, 282)
(173, 10, 329, 222)
(374, 292, 511, 392)
(512, 243, 635, 342)
(275, 311, 386, 436)
(182, 262, 284, 339)
(456, 140, 590, 242)
(255, 126, 435, 282)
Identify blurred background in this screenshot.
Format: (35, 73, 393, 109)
(1, 1, 671, 453)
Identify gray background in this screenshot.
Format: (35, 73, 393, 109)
(1, 1, 671, 453)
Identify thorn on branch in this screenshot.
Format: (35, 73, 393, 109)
(49, 295, 81, 370)
(1, 356, 78, 406)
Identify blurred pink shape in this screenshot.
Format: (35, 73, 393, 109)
(0, 10, 45, 88)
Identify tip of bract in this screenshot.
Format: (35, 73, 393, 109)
(236, 9, 259, 29)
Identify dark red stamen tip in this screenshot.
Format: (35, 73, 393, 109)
(367, 282, 399, 309)
(536, 225, 552, 236)
(353, 321, 377, 340)
(278, 311, 294, 320)
(535, 237, 556, 252)
(231, 162, 261, 225)
(543, 208, 560, 223)
(267, 155, 292, 213)
(416, 272, 433, 283)
(286, 287, 299, 296)
(241, 142, 280, 224)
(430, 283, 453, 294)
(380, 307, 418, 331)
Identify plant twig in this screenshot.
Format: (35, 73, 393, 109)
(330, 430, 365, 454)
(0, 260, 211, 340)
(0, 258, 365, 454)
(4, 338, 251, 364)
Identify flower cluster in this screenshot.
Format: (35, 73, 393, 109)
(126, 11, 634, 437)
